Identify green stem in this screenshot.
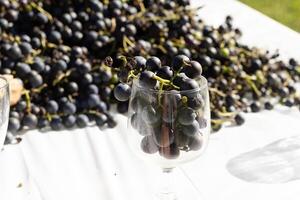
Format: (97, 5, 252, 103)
(209, 88, 226, 97)
(31, 84, 47, 93)
(244, 75, 261, 97)
(23, 90, 31, 113)
(153, 75, 180, 90)
(153, 75, 170, 84)
(127, 70, 138, 81)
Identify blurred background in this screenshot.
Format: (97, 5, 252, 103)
(240, 0, 300, 32)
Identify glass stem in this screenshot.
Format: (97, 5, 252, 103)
(156, 168, 177, 200)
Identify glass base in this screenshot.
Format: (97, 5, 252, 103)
(151, 167, 204, 200)
(155, 191, 177, 200)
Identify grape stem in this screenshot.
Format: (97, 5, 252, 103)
(243, 74, 261, 97)
(211, 118, 232, 125)
(31, 84, 47, 93)
(217, 111, 237, 117)
(209, 88, 226, 97)
(181, 96, 188, 106)
(52, 69, 73, 86)
(22, 90, 31, 113)
(127, 70, 138, 81)
(29, 2, 53, 22)
(153, 75, 180, 89)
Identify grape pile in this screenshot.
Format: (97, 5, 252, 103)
(0, 0, 299, 136)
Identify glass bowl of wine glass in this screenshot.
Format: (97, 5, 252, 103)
(127, 75, 210, 199)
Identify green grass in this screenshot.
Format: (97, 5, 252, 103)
(240, 0, 300, 32)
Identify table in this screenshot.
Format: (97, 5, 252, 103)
(1, 0, 300, 199)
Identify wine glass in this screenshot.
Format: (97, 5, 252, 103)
(0, 77, 10, 150)
(127, 76, 210, 200)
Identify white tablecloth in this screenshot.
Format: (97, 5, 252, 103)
(1, 1, 300, 200)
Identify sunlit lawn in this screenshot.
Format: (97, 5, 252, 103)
(240, 0, 300, 32)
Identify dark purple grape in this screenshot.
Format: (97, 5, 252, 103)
(130, 94, 150, 112)
(48, 30, 62, 44)
(114, 83, 131, 102)
(264, 101, 274, 110)
(31, 37, 41, 48)
(99, 87, 112, 101)
(7, 45, 23, 60)
(37, 118, 49, 129)
(141, 135, 159, 154)
(32, 58, 45, 72)
(181, 120, 199, 136)
(141, 105, 161, 126)
(175, 130, 190, 148)
(76, 114, 89, 128)
(117, 101, 128, 113)
(278, 87, 289, 98)
(131, 113, 149, 136)
(197, 116, 207, 129)
(80, 73, 93, 85)
(28, 71, 43, 88)
(125, 24, 137, 36)
(53, 60, 67, 72)
(146, 56, 161, 71)
(198, 55, 212, 67)
(284, 98, 294, 107)
(16, 101, 27, 112)
(9, 111, 20, 119)
(8, 117, 20, 133)
(172, 54, 190, 71)
(22, 114, 38, 129)
(61, 101, 77, 115)
(139, 71, 157, 89)
(87, 84, 99, 94)
(36, 12, 48, 24)
(66, 82, 79, 94)
(19, 42, 32, 55)
(63, 115, 76, 128)
(187, 94, 204, 109)
(87, 94, 101, 108)
(50, 116, 64, 130)
(189, 136, 203, 151)
(181, 61, 202, 79)
(178, 107, 196, 125)
(173, 73, 189, 87)
(99, 69, 112, 83)
(107, 116, 117, 128)
(234, 114, 245, 125)
(134, 56, 146, 69)
(31, 104, 41, 115)
(156, 66, 173, 79)
(179, 78, 199, 91)
(97, 101, 108, 112)
(95, 113, 108, 127)
(250, 102, 261, 113)
(15, 63, 30, 77)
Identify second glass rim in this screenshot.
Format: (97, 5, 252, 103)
(132, 75, 208, 94)
(0, 76, 9, 90)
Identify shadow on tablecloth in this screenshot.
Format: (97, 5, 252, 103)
(226, 135, 300, 183)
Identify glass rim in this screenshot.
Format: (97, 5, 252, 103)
(0, 76, 9, 90)
(132, 75, 208, 94)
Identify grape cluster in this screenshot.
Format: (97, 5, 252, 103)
(0, 0, 299, 137)
(113, 55, 205, 100)
(114, 56, 207, 158)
